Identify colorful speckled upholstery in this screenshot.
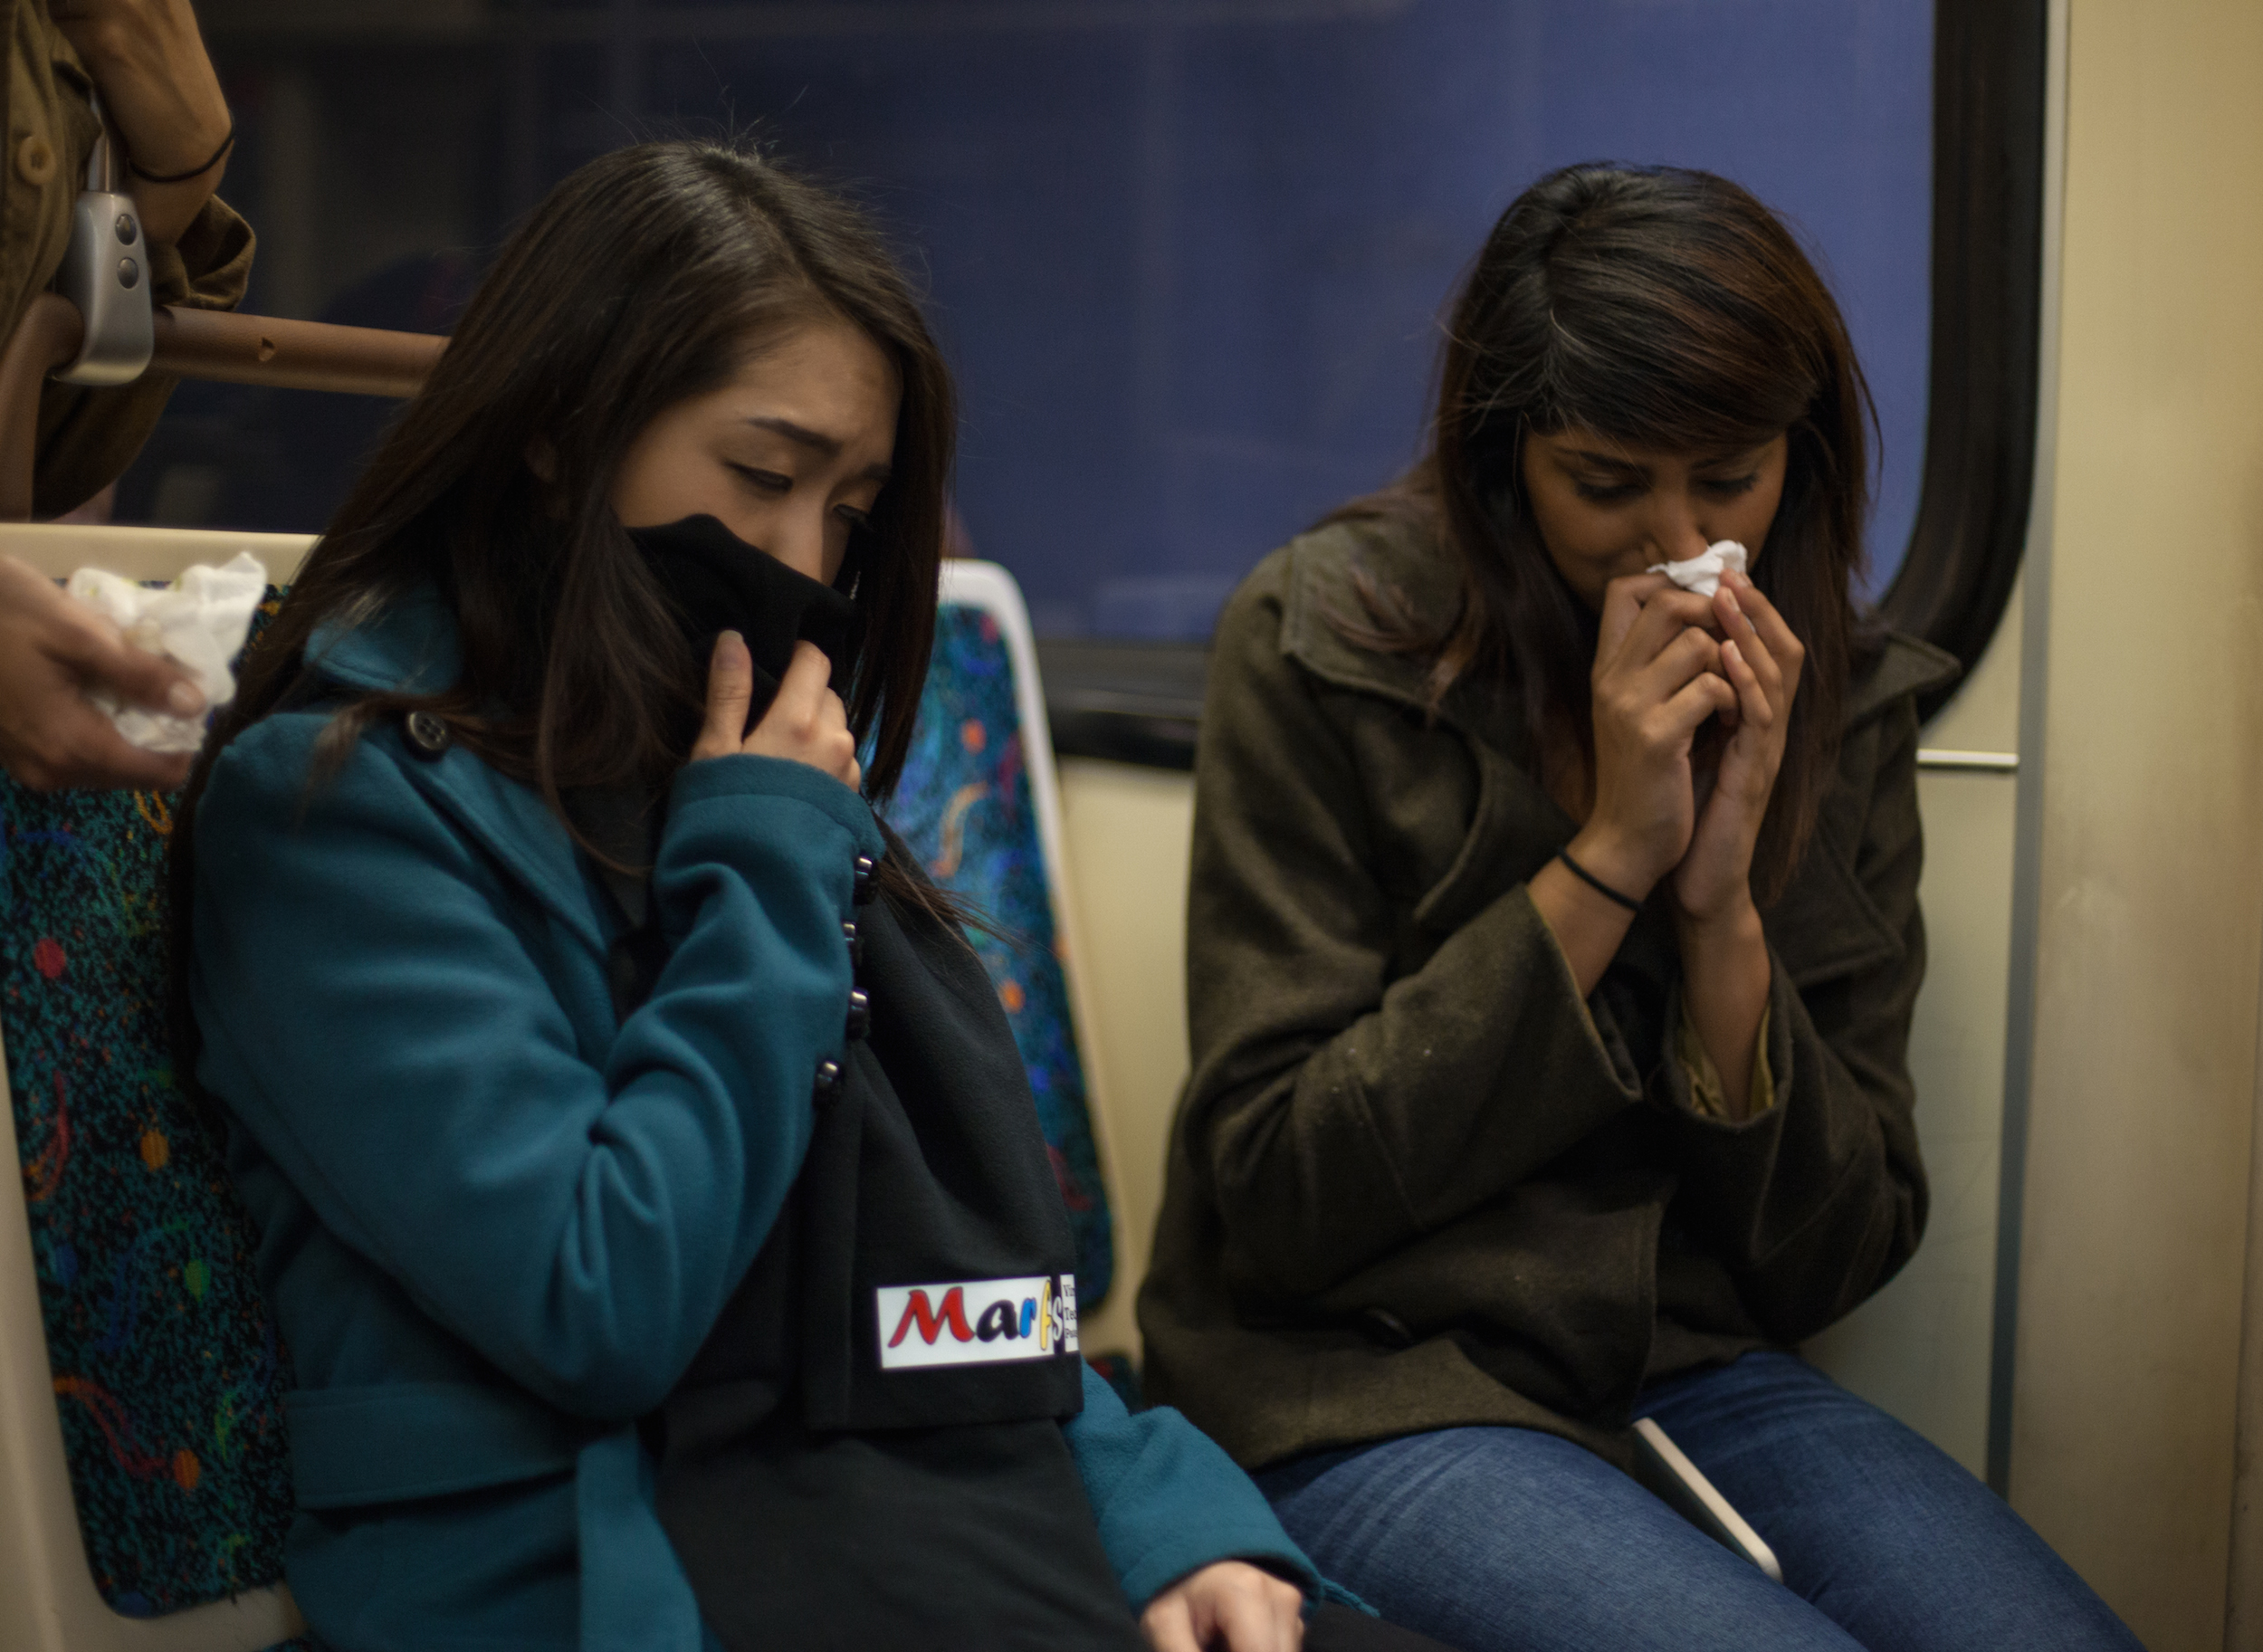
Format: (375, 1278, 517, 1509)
(883, 601, 1115, 1310)
(1, 594, 298, 1625)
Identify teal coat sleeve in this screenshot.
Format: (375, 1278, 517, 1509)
(1063, 1362, 1321, 1610)
(191, 714, 881, 1421)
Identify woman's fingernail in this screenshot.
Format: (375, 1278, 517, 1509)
(167, 682, 205, 716)
(715, 629, 743, 657)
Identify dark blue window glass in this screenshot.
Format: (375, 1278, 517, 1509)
(141, 4, 1931, 633)
(650, 1, 1933, 634)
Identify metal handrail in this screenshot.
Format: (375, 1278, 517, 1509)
(0, 291, 447, 520)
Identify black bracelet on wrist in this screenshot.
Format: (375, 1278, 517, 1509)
(1557, 847, 1644, 912)
(129, 126, 234, 186)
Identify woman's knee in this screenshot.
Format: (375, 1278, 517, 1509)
(1258, 1427, 1861, 1652)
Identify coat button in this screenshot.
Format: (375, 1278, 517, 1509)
(14, 134, 53, 187)
(402, 709, 452, 759)
(845, 988, 871, 1041)
(852, 855, 877, 904)
(812, 1058, 844, 1104)
(842, 919, 863, 968)
(1359, 1307, 1415, 1349)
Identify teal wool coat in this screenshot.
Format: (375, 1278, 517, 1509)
(189, 592, 1313, 1652)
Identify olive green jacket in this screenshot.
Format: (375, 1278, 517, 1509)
(5, 0, 253, 516)
(1136, 516, 1959, 1472)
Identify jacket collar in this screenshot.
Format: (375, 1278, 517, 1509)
(1276, 519, 1456, 711)
(1843, 627, 1963, 724)
(305, 591, 608, 959)
(1275, 517, 1962, 739)
(306, 586, 465, 696)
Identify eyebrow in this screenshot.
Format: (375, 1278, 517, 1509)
(1561, 443, 1767, 473)
(744, 415, 893, 482)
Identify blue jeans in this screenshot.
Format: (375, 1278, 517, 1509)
(1255, 1352, 2142, 1652)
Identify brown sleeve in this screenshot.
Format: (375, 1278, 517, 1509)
(1650, 697, 1932, 1341)
(32, 192, 255, 517)
(1181, 558, 1645, 1300)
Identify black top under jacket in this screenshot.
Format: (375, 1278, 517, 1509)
(569, 785, 1137, 1652)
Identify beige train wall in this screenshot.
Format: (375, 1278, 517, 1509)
(2015, 1, 2263, 1647)
(1059, 4, 2263, 1647)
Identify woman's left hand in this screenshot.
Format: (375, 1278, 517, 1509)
(1140, 1561, 1304, 1652)
(1670, 568, 1804, 924)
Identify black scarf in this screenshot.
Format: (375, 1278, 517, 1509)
(627, 512, 860, 714)
(576, 516, 864, 1017)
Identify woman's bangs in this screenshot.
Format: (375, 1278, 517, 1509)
(1535, 306, 1810, 456)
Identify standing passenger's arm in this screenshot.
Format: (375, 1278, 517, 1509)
(26, 1, 255, 518)
(50, 0, 232, 244)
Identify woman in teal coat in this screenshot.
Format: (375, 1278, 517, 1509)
(174, 143, 1385, 1652)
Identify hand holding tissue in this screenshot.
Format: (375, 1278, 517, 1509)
(65, 552, 267, 753)
(1647, 540, 1747, 598)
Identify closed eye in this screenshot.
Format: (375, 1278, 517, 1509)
(728, 463, 790, 493)
(1574, 478, 1643, 504)
(1699, 472, 1761, 497)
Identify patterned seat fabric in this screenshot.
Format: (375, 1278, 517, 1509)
(2, 592, 298, 1626)
(883, 602, 1115, 1311)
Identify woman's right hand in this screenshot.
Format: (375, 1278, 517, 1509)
(691, 632, 861, 792)
(1571, 573, 1740, 899)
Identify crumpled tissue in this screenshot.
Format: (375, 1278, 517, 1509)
(1647, 539, 1747, 598)
(66, 551, 268, 753)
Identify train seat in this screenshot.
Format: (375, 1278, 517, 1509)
(881, 559, 1141, 1391)
(0, 525, 315, 1652)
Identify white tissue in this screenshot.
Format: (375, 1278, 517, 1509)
(1647, 540, 1748, 598)
(66, 551, 268, 753)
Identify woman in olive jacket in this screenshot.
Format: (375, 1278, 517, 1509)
(1138, 164, 2140, 1652)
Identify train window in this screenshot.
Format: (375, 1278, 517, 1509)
(112, 0, 2037, 738)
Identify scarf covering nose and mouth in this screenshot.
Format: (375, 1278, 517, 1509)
(627, 513, 860, 717)
(592, 514, 865, 1014)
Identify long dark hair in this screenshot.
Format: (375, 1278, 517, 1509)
(1336, 162, 1876, 900)
(169, 141, 957, 1069)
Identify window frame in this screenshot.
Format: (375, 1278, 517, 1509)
(1875, 0, 2048, 718)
